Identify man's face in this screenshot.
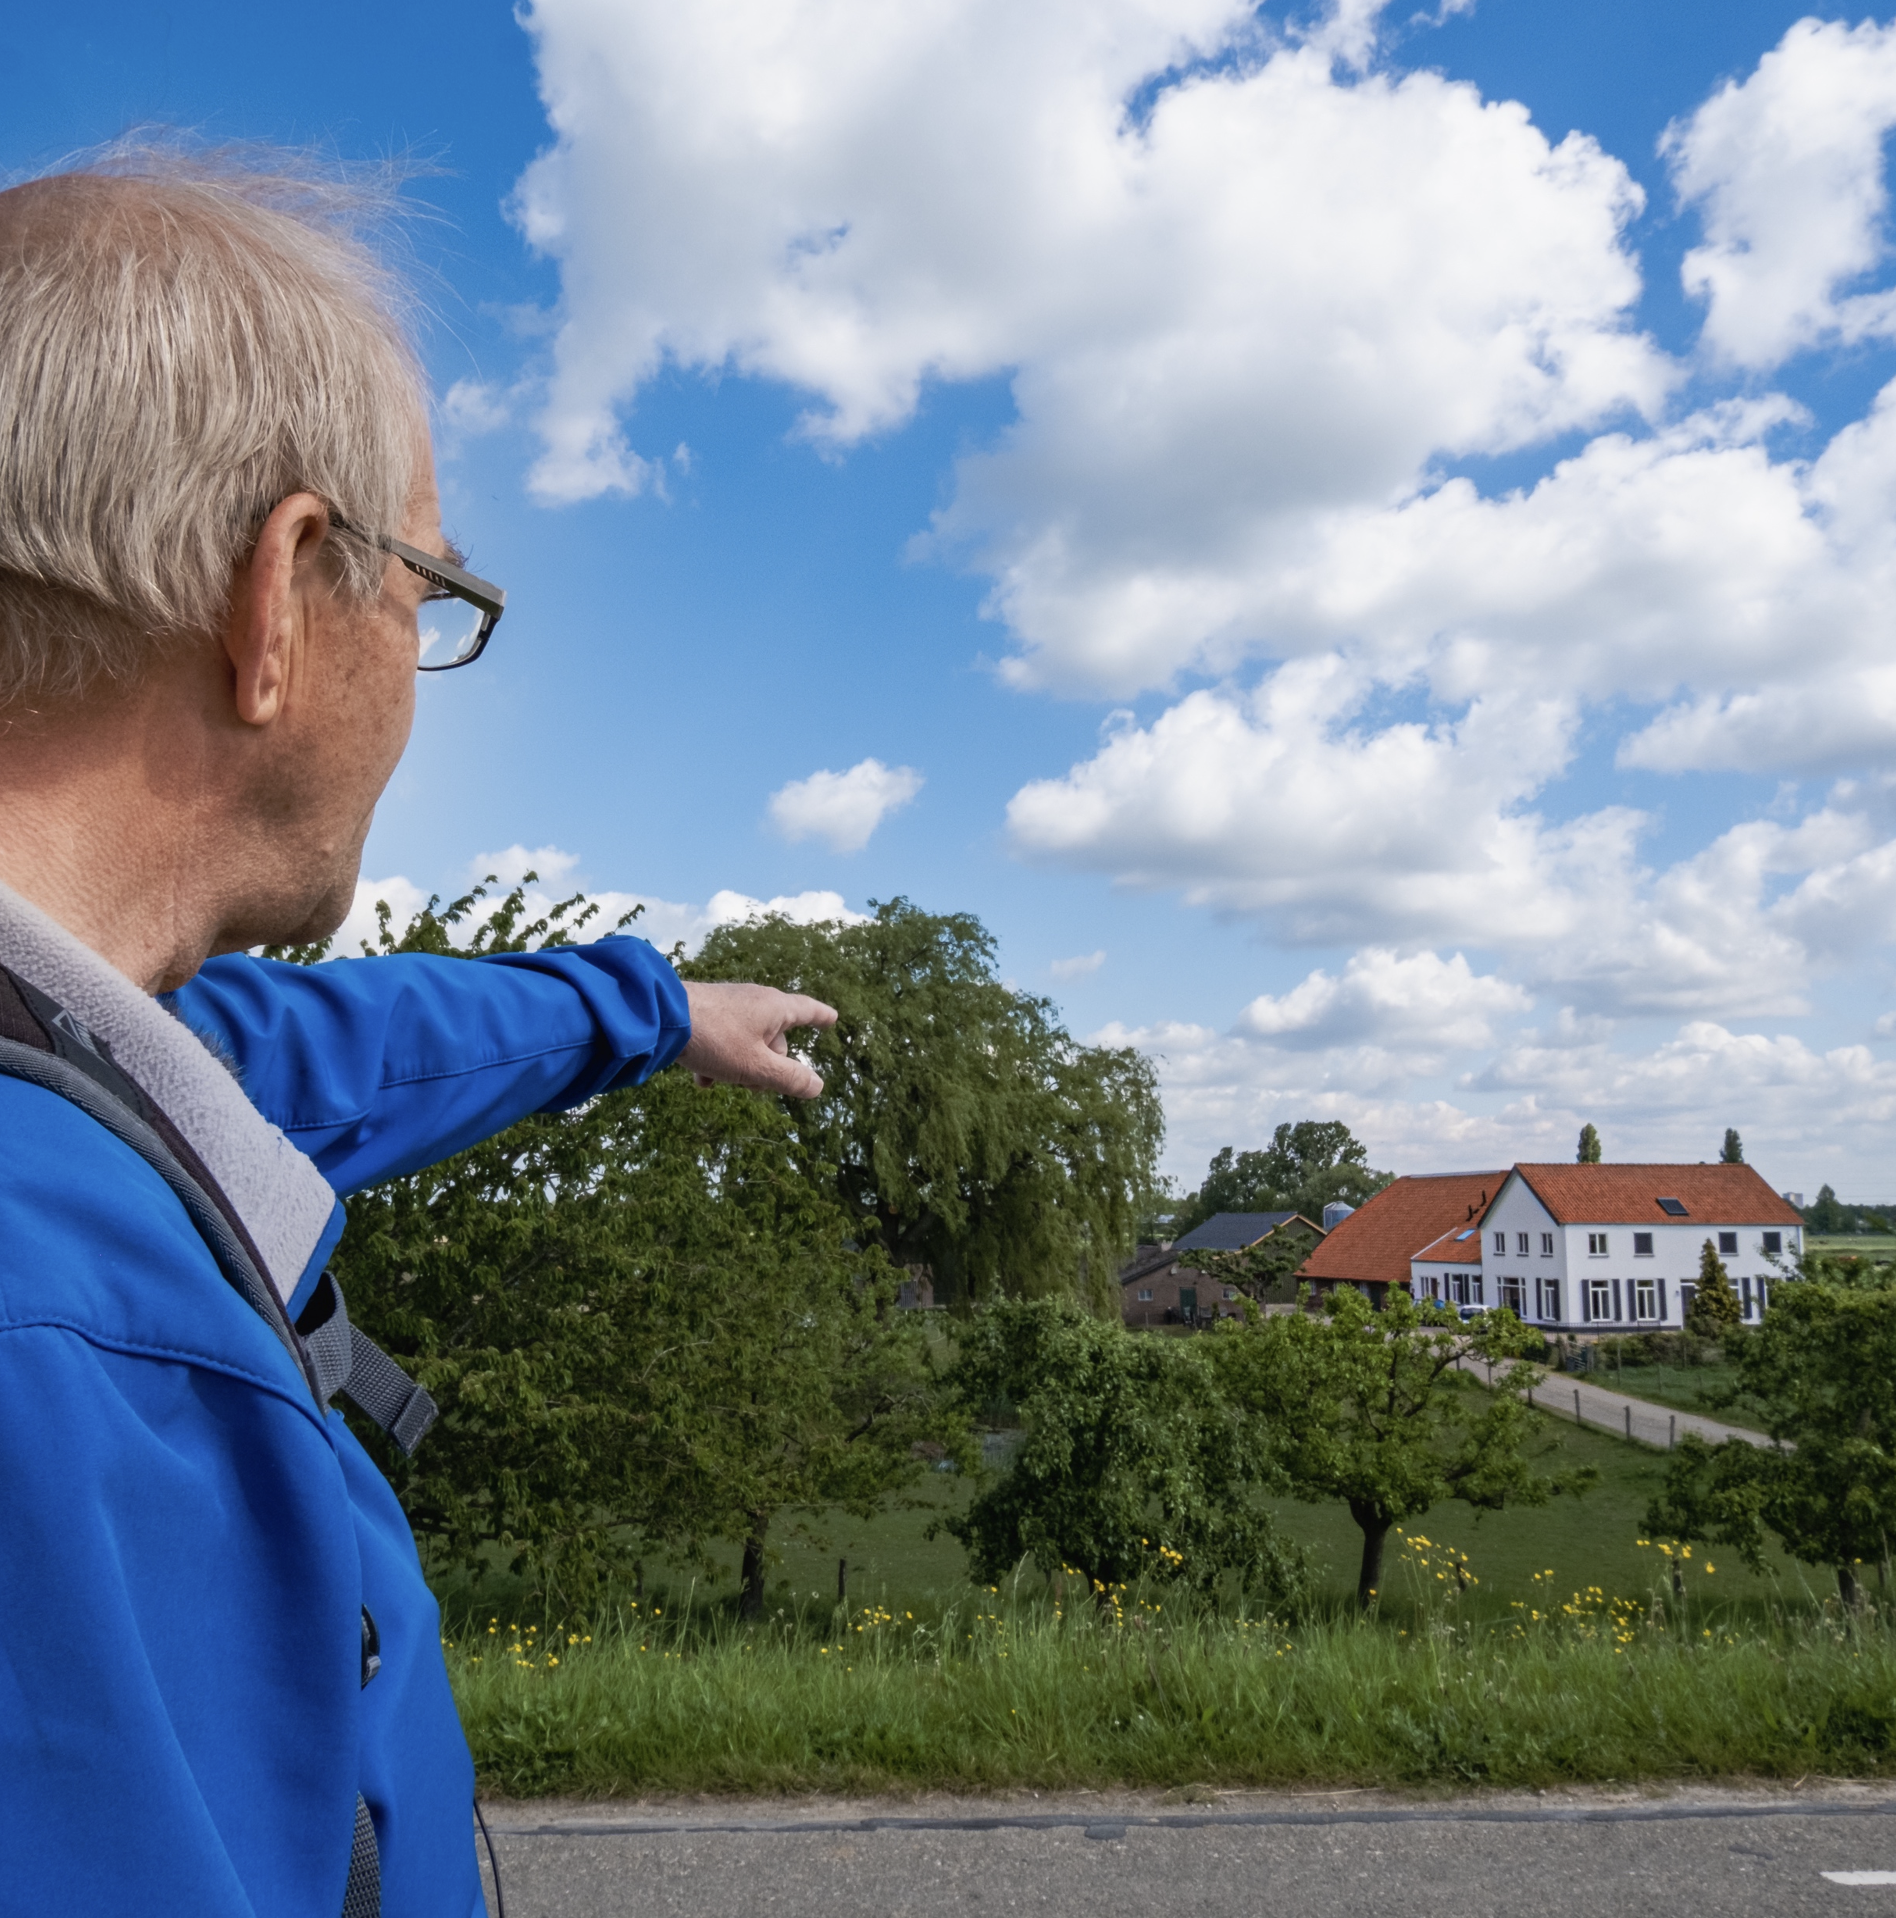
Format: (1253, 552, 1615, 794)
(243, 450, 443, 951)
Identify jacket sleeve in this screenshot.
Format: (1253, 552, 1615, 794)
(164, 937, 692, 1195)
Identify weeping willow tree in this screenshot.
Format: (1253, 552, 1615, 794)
(687, 898, 1164, 1310)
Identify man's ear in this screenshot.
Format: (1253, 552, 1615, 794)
(223, 493, 334, 727)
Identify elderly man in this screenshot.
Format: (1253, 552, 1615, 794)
(0, 153, 831, 1915)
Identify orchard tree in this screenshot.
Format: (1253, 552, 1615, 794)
(1577, 1124, 1602, 1164)
(1685, 1239, 1741, 1336)
(1172, 1123, 1391, 1238)
(1212, 1289, 1592, 1609)
(1192, 1221, 1325, 1304)
(1647, 1272, 1896, 1606)
(939, 1299, 1307, 1606)
(687, 899, 1163, 1308)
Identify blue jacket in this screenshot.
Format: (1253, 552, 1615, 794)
(0, 936, 690, 1917)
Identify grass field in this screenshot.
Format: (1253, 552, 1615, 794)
(1574, 1355, 1760, 1430)
(440, 1387, 1896, 1796)
(449, 1566, 1896, 1797)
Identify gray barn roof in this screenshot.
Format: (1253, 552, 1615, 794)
(1170, 1211, 1306, 1253)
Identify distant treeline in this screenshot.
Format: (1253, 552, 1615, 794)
(1803, 1184, 1896, 1234)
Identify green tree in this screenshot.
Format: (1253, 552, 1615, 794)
(687, 899, 1163, 1308)
(1685, 1238, 1742, 1336)
(1577, 1123, 1602, 1164)
(1646, 1272, 1896, 1606)
(1191, 1222, 1325, 1305)
(1721, 1128, 1744, 1164)
(1212, 1289, 1591, 1609)
(1808, 1183, 1848, 1234)
(939, 1299, 1306, 1606)
(318, 880, 966, 1612)
(1172, 1122, 1391, 1238)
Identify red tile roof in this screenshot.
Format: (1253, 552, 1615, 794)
(1414, 1223, 1485, 1265)
(1509, 1163, 1803, 1228)
(1298, 1173, 1505, 1289)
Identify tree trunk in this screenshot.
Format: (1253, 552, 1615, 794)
(1840, 1561, 1862, 1612)
(739, 1514, 770, 1620)
(1350, 1501, 1390, 1611)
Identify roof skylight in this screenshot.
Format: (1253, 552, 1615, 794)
(1656, 1197, 1689, 1217)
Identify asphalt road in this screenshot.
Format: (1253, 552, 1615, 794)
(477, 1785, 1896, 1916)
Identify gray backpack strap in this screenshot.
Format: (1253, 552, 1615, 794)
(0, 966, 438, 1456)
(341, 1795, 381, 1918)
(0, 1030, 321, 1395)
(295, 1271, 438, 1457)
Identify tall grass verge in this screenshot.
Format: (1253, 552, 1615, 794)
(450, 1563, 1896, 1796)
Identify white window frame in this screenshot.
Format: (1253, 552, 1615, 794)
(1537, 1277, 1562, 1321)
(1634, 1277, 1658, 1321)
(1500, 1276, 1524, 1314)
(1516, 1232, 1529, 1256)
(1137, 1288, 1153, 1301)
(1540, 1232, 1554, 1257)
(1492, 1231, 1506, 1254)
(1588, 1232, 1609, 1256)
(1587, 1277, 1613, 1320)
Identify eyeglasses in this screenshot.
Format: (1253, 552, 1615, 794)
(326, 509, 506, 671)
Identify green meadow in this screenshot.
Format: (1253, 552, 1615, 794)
(443, 1396, 1893, 1796)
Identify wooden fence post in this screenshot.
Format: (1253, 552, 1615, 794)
(1574, 1388, 1583, 1427)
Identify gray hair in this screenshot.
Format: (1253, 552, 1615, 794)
(0, 141, 429, 705)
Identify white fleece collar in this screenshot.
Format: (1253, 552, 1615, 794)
(0, 881, 336, 1304)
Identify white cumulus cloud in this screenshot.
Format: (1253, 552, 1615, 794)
(326, 853, 866, 964)
(1050, 949, 1106, 981)
(1238, 949, 1530, 1052)
(1665, 16, 1896, 370)
(517, 0, 1663, 689)
(768, 758, 923, 853)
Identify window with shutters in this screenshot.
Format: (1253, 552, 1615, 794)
(1501, 1277, 1525, 1313)
(1587, 1278, 1612, 1319)
(1538, 1278, 1561, 1321)
(1635, 1278, 1658, 1320)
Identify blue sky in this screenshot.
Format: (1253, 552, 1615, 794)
(10, 1, 1896, 1197)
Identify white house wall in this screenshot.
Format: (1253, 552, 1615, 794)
(1473, 1169, 1798, 1334)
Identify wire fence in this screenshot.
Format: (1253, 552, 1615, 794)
(1519, 1376, 1778, 1452)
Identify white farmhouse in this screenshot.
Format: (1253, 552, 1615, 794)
(1459, 1163, 1802, 1332)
